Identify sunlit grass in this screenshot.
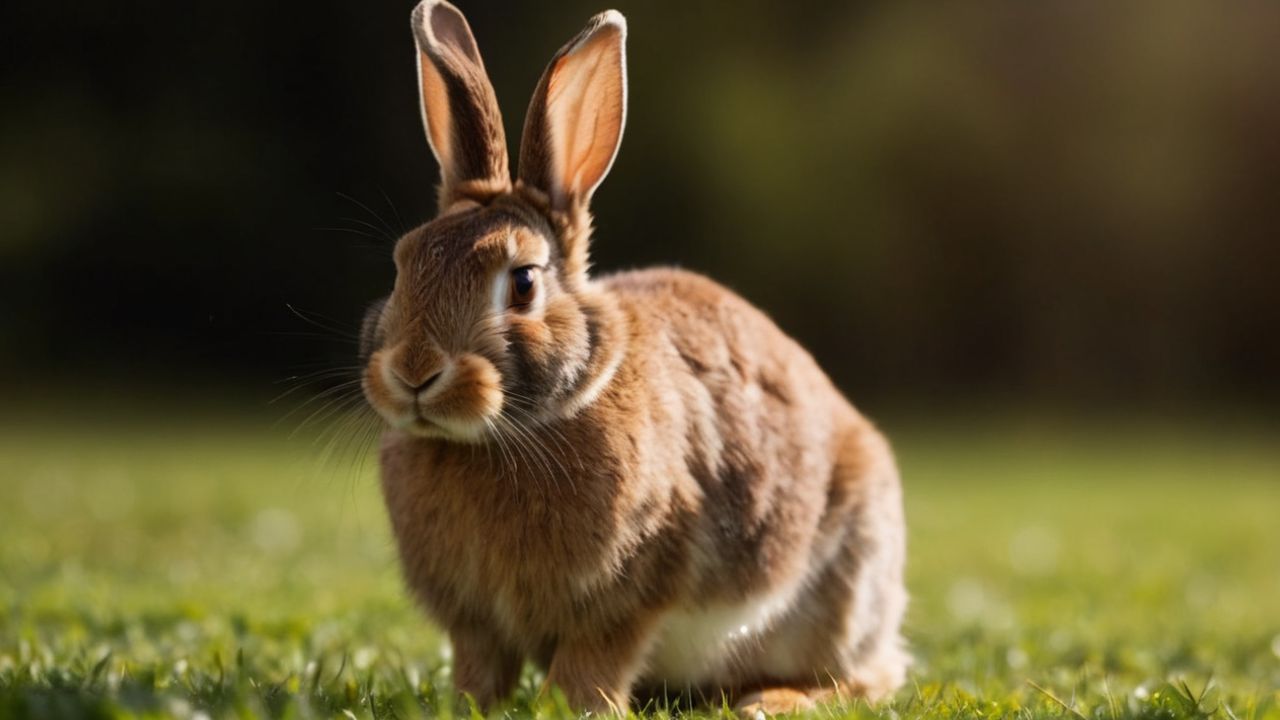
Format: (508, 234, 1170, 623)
(1, 410, 1278, 718)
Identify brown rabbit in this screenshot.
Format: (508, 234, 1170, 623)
(360, 1, 908, 715)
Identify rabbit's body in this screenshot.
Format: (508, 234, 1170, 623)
(360, 2, 907, 713)
(379, 269, 907, 704)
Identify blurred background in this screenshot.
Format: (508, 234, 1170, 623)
(1, 2, 1278, 717)
(4, 0, 1278, 412)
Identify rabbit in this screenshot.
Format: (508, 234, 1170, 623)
(359, 1, 909, 715)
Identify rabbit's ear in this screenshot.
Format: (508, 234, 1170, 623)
(518, 10, 627, 212)
(412, 0, 509, 207)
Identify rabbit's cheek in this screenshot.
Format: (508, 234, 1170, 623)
(542, 296, 590, 360)
(507, 314, 554, 350)
(506, 297, 591, 396)
(362, 350, 409, 423)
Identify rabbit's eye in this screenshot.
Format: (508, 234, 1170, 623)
(509, 266, 538, 309)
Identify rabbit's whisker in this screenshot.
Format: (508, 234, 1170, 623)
(275, 378, 364, 422)
(339, 215, 398, 244)
(501, 394, 585, 475)
(500, 405, 578, 495)
(270, 372, 362, 405)
(497, 415, 563, 496)
(315, 226, 385, 245)
(285, 303, 361, 340)
(378, 187, 408, 236)
(483, 417, 517, 486)
(291, 388, 365, 440)
(337, 191, 400, 242)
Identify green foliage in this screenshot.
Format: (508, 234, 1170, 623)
(1, 415, 1277, 719)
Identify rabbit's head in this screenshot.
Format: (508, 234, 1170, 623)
(361, 0, 627, 441)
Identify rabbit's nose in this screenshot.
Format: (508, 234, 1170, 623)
(386, 342, 448, 398)
(389, 365, 444, 399)
(410, 370, 443, 396)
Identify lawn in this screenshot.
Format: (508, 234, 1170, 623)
(1, 407, 1277, 719)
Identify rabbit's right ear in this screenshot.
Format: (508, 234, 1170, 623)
(517, 11, 627, 214)
(411, 0, 510, 208)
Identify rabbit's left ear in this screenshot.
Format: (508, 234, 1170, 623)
(518, 11, 627, 212)
(412, 0, 510, 207)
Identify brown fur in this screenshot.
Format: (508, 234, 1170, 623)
(360, 2, 908, 714)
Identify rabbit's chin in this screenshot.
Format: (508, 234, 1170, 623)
(392, 413, 490, 443)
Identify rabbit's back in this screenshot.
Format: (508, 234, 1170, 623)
(602, 266, 877, 584)
(602, 267, 901, 687)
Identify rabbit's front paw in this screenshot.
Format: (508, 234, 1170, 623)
(734, 687, 815, 718)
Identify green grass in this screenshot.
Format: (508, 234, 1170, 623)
(1, 409, 1278, 719)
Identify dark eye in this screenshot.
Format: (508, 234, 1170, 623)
(509, 266, 538, 309)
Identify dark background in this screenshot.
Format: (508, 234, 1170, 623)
(3, 0, 1278, 414)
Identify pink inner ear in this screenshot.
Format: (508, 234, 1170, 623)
(545, 26, 625, 203)
(418, 51, 453, 172)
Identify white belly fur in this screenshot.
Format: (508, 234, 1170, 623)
(645, 581, 809, 685)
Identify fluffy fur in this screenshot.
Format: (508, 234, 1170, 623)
(359, 1, 909, 714)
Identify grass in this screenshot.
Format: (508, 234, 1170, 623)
(1, 407, 1278, 719)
